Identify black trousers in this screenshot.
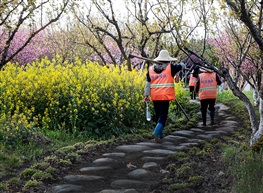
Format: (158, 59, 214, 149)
(200, 99, 216, 113)
(189, 86, 196, 99)
(153, 100, 170, 127)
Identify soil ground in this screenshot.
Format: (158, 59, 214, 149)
(47, 105, 236, 193)
(5, 103, 239, 193)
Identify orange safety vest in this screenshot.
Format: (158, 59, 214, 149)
(149, 64, 175, 101)
(189, 73, 198, 86)
(198, 72, 217, 100)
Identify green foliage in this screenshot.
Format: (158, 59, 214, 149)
(0, 57, 236, 192)
(168, 151, 187, 159)
(0, 112, 36, 146)
(176, 164, 192, 176)
(55, 145, 75, 155)
(32, 171, 54, 181)
(45, 166, 57, 175)
(23, 180, 42, 189)
(165, 163, 177, 171)
(169, 182, 189, 190)
(188, 175, 204, 184)
(223, 147, 240, 165)
(224, 147, 263, 193)
(65, 152, 81, 163)
(20, 168, 39, 180)
(58, 159, 72, 167)
(0, 150, 23, 178)
(0, 56, 147, 143)
(188, 146, 202, 154)
(169, 83, 190, 119)
(219, 90, 263, 193)
(0, 182, 7, 191)
(7, 177, 20, 185)
(32, 162, 50, 170)
(0, 57, 192, 150)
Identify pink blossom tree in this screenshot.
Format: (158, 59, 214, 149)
(89, 40, 142, 69)
(0, 0, 70, 69)
(0, 30, 52, 65)
(208, 32, 257, 90)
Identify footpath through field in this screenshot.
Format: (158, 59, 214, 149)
(47, 100, 237, 193)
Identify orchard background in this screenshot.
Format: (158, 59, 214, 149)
(1, 0, 263, 192)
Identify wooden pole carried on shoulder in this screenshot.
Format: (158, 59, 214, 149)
(128, 54, 164, 65)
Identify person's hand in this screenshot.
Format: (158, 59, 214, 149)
(144, 96, 150, 103)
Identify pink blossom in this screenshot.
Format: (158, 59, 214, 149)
(0, 29, 53, 65)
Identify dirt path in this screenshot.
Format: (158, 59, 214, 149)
(45, 102, 236, 193)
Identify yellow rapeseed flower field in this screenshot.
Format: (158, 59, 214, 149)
(0, 56, 148, 141)
(0, 56, 186, 142)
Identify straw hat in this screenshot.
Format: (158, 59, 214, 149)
(154, 50, 177, 62)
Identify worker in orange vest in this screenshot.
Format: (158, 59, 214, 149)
(195, 69, 222, 126)
(144, 49, 185, 143)
(188, 71, 198, 99)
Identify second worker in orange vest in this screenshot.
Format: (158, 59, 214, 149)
(195, 70, 222, 126)
(144, 49, 185, 143)
(189, 72, 198, 99)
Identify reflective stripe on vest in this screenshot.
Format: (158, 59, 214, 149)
(149, 64, 175, 101)
(200, 86, 217, 91)
(199, 72, 217, 100)
(150, 83, 174, 88)
(189, 74, 198, 86)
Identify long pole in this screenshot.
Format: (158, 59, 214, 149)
(128, 54, 165, 65)
(141, 47, 150, 72)
(175, 99, 190, 121)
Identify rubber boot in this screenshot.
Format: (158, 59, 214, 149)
(201, 111, 206, 126)
(153, 123, 163, 143)
(210, 110, 215, 125)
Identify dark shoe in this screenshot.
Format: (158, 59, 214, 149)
(198, 122, 206, 127)
(202, 111, 206, 127)
(210, 111, 215, 125)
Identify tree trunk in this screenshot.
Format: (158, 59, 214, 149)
(223, 68, 259, 146)
(253, 89, 260, 107)
(251, 97, 263, 145)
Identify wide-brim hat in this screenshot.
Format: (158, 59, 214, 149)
(154, 49, 177, 62)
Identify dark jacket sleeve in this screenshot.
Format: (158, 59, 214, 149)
(216, 74, 222, 85)
(171, 63, 183, 77)
(146, 71, 151, 82)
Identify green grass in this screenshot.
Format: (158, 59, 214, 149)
(1, 88, 262, 193)
(218, 90, 263, 193)
(223, 147, 263, 193)
(0, 98, 193, 192)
